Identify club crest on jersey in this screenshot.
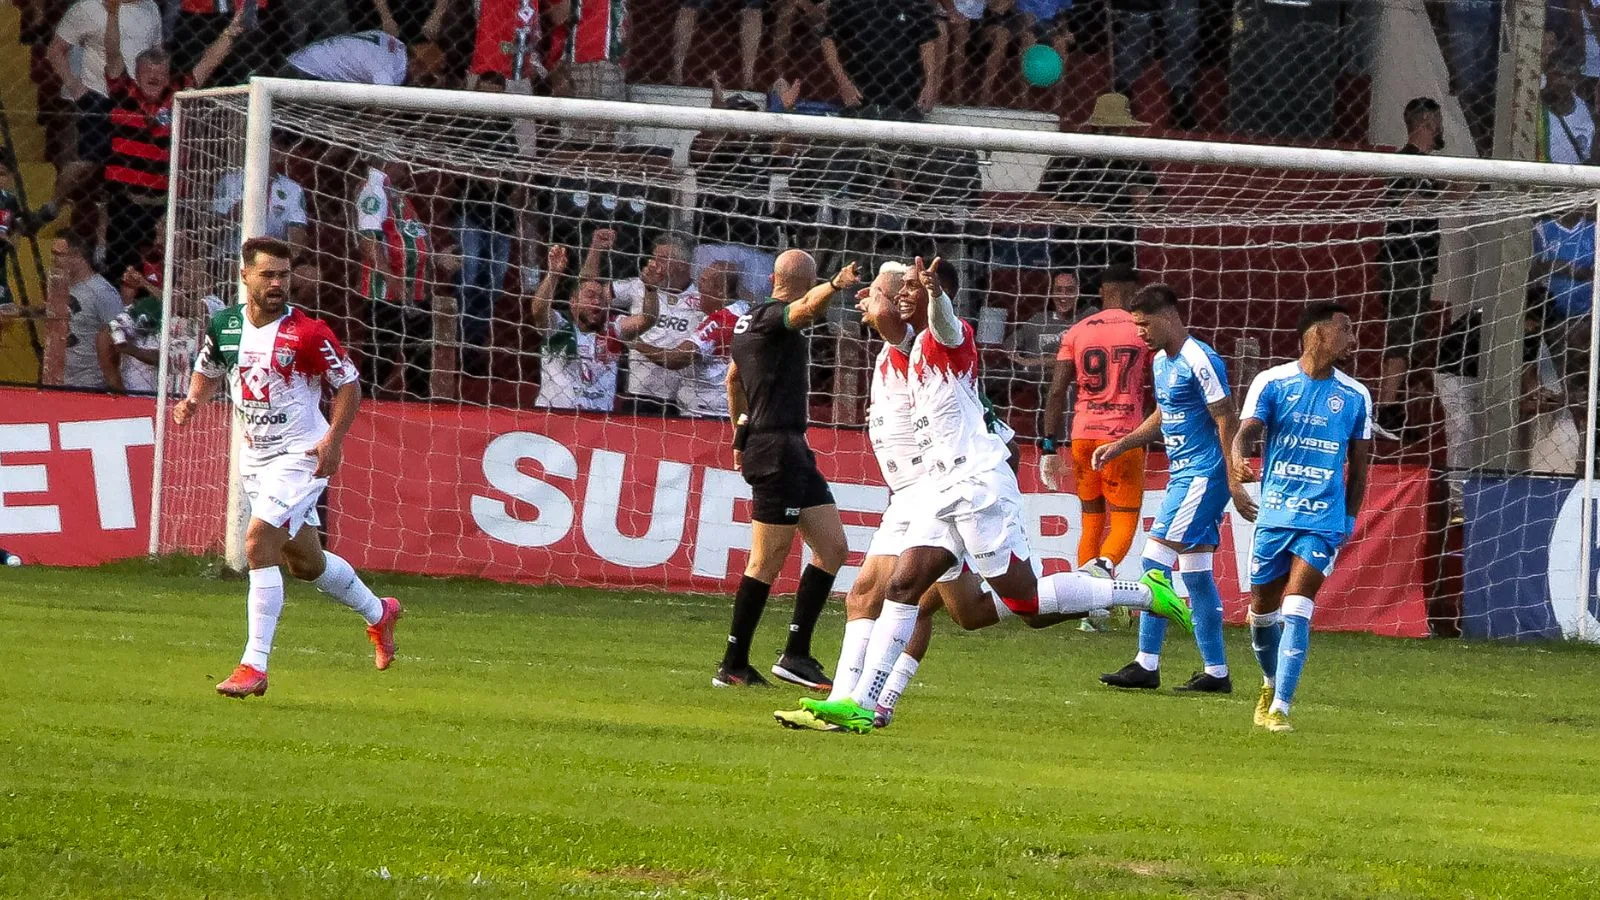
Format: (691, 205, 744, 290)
(275, 346, 296, 368)
(1328, 394, 1345, 414)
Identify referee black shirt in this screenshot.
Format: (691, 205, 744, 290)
(731, 299, 810, 433)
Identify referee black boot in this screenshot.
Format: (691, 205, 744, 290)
(771, 653, 832, 692)
(1174, 671, 1233, 694)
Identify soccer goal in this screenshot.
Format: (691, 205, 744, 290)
(154, 78, 1600, 641)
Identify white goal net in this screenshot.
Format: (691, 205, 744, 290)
(155, 81, 1600, 641)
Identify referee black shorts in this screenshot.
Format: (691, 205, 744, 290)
(741, 432, 834, 526)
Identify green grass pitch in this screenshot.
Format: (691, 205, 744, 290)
(2, 560, 1599, 898)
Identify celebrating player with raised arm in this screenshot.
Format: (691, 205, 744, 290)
(172, 237, 401, 699)
(800, 258, 1192, 735)
(1233, 301, 1372, 733)
(713, 250, 859, 690)
(1094, 285, 1252, 693)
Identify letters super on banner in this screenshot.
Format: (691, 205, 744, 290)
(2, 387, 1430, 636)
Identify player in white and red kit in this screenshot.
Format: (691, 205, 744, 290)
(802, 258, 1192, 734)
(172, 237, 402, 699)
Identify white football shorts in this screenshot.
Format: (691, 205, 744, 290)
(902, 466, 1032, 580)
(241, 453, 327, 537)
(867, 487, 966, 583)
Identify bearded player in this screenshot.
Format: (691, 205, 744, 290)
(802, 258, 1191, 734)
(1234, 301, 1371, 733)
(1094, 285, 1250, 693)
(172, 237, 401, 698)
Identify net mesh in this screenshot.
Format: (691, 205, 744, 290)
(157, 89, 1598, 640)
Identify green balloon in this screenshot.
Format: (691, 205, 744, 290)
(1021, 44, 1063, 88)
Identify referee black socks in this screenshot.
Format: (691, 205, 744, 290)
(786, 565, 836, 660)
(723, 575, 772, 671)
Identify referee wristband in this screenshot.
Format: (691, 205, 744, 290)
(1039, 437, 1058, 454)
(733, 423, 749, 451)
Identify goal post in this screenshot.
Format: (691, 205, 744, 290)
(157, 78, 1600, 640)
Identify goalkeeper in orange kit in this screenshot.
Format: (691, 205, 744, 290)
(1040, 265, 1150, 584)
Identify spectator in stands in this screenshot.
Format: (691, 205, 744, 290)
(1444, 0, 1499, 158)
(617, 234, 701, 416)
(471, 0, 548, 85)
(1110, 0, 1199, 129)
(282, 29, 447, 86)
(1531, 205, 1596, 411)
(972, 0, 1073, 107)
(210, 130, 310, 260)
(547, 0, 628, 102)
(671, 0, 763, 90)
(448, 73, 523, 356)
(691, 101, 781, 303)
(530, 241, 660, 411)
(1007, 269, 1083, 369)
(1540, 53, 1595, 164)
(0, 160, 58, 316)
(1435, 301, 1567, 510)
(931, 1, 980, 105)
(103, 7, 245, 278)
(46, 235, 122, 390)
(821, 0, 942, 120)
(627, 257, 745, 416)
(1374, 97, 1444, 431)
(355, 158, 436, 399)
(48, 0, 164, 216)
(167, 0, 269, 86)
(100, 256, 162, 393)
(1039, 94, 1157, 296)
(368, 0, 448, 43)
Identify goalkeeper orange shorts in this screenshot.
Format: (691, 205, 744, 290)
(1071, 439, 1146, 510)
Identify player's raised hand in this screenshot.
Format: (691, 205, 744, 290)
(915, 256, 942, 296)
(308, 435, 344, 478)
(171, 397, 199, 426)
(546, 244, 570, 275)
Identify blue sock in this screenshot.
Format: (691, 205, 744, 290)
(1181, 569, 1228, 672)
(1250, 610, 1283, 682)
(1136, 555, 1174, 659)
(1273, 597, 1314, 711)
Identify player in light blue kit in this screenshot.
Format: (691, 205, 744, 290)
(1092, 285, 1253, 693)
(1233, 301, 1372, 733)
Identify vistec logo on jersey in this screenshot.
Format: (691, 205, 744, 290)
(1278, 434, 1341, 455)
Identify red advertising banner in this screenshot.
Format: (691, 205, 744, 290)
(0, 388, 1431, 637)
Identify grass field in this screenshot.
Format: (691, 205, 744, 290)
(3, 560, 1599, 899)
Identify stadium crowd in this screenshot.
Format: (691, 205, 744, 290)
(0, 0, 1592, 491)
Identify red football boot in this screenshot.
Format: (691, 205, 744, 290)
(367, 597, 403, 670)
(216, 664, 268, 698)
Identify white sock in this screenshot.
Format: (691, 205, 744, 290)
(242, 566, 285, 671)
(312, 552, 384, 625)
(1135, 651, 1160, 671)
(1037, 572, 1114, 616)
(877, 653, 920, 713)
(1111, 579, 1154, 610)
(851, 600, 918, 708)
(828, 617, 876, 702)
(1269, 698, 1291, 715)
(1205, 664, 1230, 678)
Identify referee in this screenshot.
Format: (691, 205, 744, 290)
(715, 250, 861, 689)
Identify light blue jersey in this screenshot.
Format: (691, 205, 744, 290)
(1241, 362, 1373, 534)
(1153, 337, 1231, 477)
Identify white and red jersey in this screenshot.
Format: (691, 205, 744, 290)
(677, 299, 747, 418)
(909, 319, 1008, 487)
(196, 305, 359, 471)
(868, 339, 924, 493)
(536, 309, 627, 411)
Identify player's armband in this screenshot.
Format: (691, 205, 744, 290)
(733, 413, 749, 451)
